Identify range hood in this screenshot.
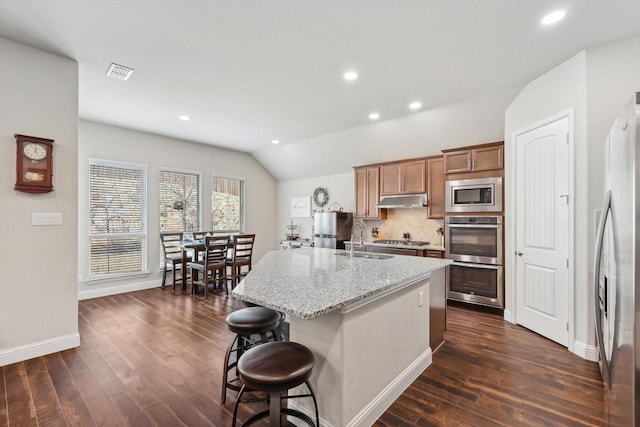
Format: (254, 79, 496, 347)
(377, 193, 428, 209)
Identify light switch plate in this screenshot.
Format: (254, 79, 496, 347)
(32, 212, 63, 226)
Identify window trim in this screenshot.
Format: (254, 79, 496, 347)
(88, 158, 148, 280)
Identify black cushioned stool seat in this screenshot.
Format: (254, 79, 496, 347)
(232, 341, 319, 426)
(221, 307, 282, 404)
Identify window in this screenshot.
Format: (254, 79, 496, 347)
(159, 170, 200, 232)
(211, 175, 244, 233)
(89, 160, 147, 278)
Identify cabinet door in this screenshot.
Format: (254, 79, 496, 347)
(380, 160, 426, 195)
(472, 145, 503, 171)
(379, 164, 401, 195)
(401, 160, 426, 193)
(444, 150, 472, 174)
(354, 168, 368, 217)
(366, 167, 385, 219)
(427, 156, 445, 219)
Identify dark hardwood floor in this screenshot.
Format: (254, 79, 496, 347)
(1, 289, 605, 426)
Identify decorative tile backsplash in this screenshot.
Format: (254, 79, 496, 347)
(355, 208, 444, 247)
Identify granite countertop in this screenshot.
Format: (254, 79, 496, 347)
(345, 240, 445, 251)
(232, 248, 451, 319)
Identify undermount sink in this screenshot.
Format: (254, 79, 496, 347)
(335, 251, 394, 260)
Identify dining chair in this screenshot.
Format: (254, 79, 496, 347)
(227, 234, 256, 290)
(189, 235, 230, 298)
(160, 231, 184, 289)
(193, 230, 214, 240)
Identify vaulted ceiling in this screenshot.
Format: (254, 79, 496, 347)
(1, 0, 639, 177)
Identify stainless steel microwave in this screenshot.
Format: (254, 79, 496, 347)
(445, 177, 502, 213)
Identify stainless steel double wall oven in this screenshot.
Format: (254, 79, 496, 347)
(445, 215, 504, 308)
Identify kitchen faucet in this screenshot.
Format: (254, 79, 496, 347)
(350, 223, 364, 256)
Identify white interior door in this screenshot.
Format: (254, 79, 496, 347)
(515, 116, 570, 346)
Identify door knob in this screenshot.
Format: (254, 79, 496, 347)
(515, 251, 523, 256)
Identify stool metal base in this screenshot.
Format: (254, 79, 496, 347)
(232, 380, 319, 427)
(221, 330, 280, 404)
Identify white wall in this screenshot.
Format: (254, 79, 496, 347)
(0, 38, 79, 366)
(504, 33, 640, 357)
(256, 88, 519, 181)
(277, 173, 354, 241)
(504, 51, 588, 353)
(78, 120, 278, 299)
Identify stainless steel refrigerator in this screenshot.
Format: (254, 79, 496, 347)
(593, 92, 638, 426)
(313, 212, 353, 249)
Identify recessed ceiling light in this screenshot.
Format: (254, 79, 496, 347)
(541, 10, 566, 25)
(343, 70, 358, 81)
(271, 139, 280, 145)
(369, 113, 380, 120)
(409, 101, 422, 110)
(179, 115, 190, 121)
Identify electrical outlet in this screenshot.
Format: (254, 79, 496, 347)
(418, 290, 424, 307)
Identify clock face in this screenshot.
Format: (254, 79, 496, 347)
(24, 142, 47, 160)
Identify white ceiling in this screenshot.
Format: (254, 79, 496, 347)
(0, 0, 639, 157)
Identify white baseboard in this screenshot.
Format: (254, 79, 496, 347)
(503, 309, 514, 323)
(0, 333, 80, 367)
(78, 279, 161, 300)
(573, 339, 599, 362)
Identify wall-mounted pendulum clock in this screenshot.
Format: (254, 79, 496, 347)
(14, 134, 54, 193)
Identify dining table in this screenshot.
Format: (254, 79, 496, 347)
(178, 237, 234, 290)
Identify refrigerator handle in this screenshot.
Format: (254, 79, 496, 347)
(593, 190, 612, 388)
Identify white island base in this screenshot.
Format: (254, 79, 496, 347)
(288, 268, 443, 427)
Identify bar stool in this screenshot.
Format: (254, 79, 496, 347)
(221, 307, 282, 404)
(232, 341, 319, 427)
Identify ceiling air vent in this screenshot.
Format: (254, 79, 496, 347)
(106, 63, 134, 81)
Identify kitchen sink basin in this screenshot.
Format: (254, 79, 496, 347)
(335, 252, 393, 260)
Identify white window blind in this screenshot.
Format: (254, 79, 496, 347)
(211, 176, 244, 233)
(89, 161, 147, 278)
(159, 170, 200, 232)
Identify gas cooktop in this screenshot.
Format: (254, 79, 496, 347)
(372, 240, 430, 247)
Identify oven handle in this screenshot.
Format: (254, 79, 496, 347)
(451, 261, 500, 270)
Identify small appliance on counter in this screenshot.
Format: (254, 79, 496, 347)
(313, 211, 353, 249)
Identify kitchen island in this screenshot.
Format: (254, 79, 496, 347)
(233, 248, 451, 427)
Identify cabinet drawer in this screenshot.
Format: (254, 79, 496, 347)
(425, 250, 444, 259)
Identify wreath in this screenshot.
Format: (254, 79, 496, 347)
(312, 187, 329, 208)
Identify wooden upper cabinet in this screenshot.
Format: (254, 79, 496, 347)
(443, 142, 503, 174)
(472, 144, 503, 172)
(380, 159, 426, 195)
(427, 156, 445, 219)
(354, 166, 386, 219)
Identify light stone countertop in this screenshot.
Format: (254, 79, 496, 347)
(345, 240, 445, 251)
(232, 247, 452, 319)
